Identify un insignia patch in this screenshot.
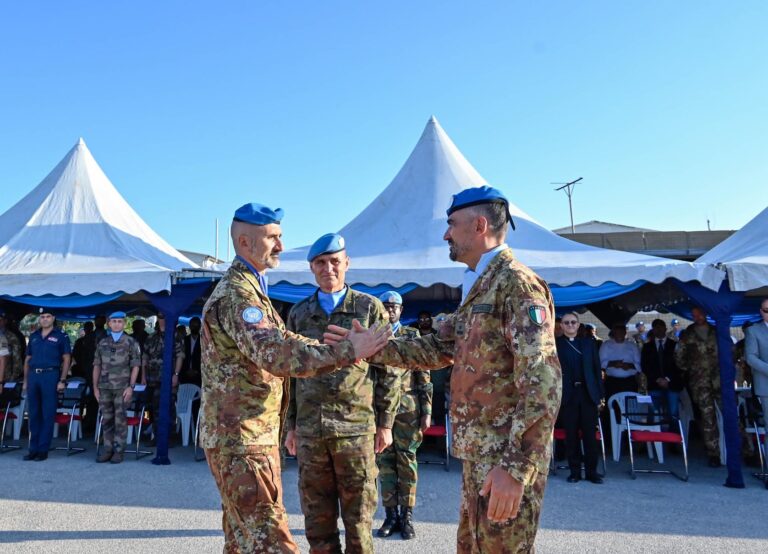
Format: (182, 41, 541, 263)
(242, 307, 264, 324)
(528, 305, 547, 326)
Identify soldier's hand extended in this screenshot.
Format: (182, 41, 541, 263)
(479, 466, 524, 523)
(348, 320, 390, 359)
(284, 429, 297, 456)
(420, 414, 431, 432)
(323, 324, 350, 345)
(375, 427, 393, 453)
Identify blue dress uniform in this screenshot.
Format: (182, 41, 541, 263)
(26, 325, 72, 457)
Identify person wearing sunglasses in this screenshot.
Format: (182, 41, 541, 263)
(556, 312, 604, 484)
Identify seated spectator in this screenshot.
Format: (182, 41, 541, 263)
(600, 322, 641, 399)
(556, 312, 604, 484)
(641, 319, 684, 419)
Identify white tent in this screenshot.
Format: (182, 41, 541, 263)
(696, 206, 768, 292)
(0, 139, 197, 297)
(269, 117, 723, 291)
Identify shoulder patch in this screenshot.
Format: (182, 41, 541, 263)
(528, 305, 547, 326)
(242, 307, 264, 324)
(471, 304, 494, 314)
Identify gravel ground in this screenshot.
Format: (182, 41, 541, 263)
(1, 438, 766, 553)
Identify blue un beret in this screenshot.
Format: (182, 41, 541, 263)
(671, 319, 679, 325)
(379, 291, 403, 305)
(233, 203, 284, 226)
(307, 233, 346, 262)
(447, 186, 515, 230)
(108, 311, 127, 320)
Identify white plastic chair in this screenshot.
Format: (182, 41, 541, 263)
(176, 384, 201, 447)
(714, 402, 728, 463)
(7, 391, 25, 441)
(608, 392, 663, 462)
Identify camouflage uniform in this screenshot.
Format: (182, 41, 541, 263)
(1, 331, 23, 383)
(674, 323, 721, 459)
(286, 288, 400, 554)
(201, 258, 358, 554)
(370, 247, 561, 553)
(142, 330, 184, 436)
(0, 333, 9, 381)
(94, 334, 141, 453)
(377, 324, 433, 509)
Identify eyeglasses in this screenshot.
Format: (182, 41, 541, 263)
(562, 321, 579, 326)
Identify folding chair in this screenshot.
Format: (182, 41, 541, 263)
(95, 385, 153, 460)
(194, 404, 205, 462)
(0, 382, 23, 452)
(625, 396, 688, 481)
(418, 385, 451, 471)
(742, 396, 766, 483)
(53, 379, 89, 455)
(176, 384, 201, 447)
(551, 419, 607, 476)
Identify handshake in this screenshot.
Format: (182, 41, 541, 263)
(326, 320, 392, 360)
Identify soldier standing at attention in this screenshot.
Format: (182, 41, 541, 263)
(22, 308, 72, 461)
(327, 186, 562, 553)
(93, 311, 141, 464)
(376, 291, 432, 541)
(141, 312, 184, 445)
(0, 310, 24, 384)
(674, 306, 722, 467)
(200, 205, 389, 554)
(283, 233, 400, 554)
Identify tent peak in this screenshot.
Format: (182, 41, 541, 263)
(428, 115, 440, 125)
(77, 137, 87, 147)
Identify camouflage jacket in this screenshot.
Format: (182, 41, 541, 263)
(285, 288, 400, 437)
(142, 330, 184, 385)
(94, 333, 141, 389)
(392, 325, 433, 416)
(1, 331, 23, 383)
(674, 323, 721, 390)
(200, 259, 357, 453)
(369, 247, 562, 487)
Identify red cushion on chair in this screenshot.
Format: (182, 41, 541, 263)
(0, 412, 17, 421)
(126, 416, 141, 426)
(630, 430, 682, 443)
(54, 413, 81, 424)
(424, 425, 446, 437)
(553, 428, 602, 441)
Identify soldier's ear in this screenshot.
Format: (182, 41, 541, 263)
(475, 215, 489, 235)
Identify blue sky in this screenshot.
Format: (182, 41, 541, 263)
(1, 1, 766, 257)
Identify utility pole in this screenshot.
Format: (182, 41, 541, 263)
(552, 177, 583, 234)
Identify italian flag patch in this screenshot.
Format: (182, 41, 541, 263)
(528, 305, 547, 326)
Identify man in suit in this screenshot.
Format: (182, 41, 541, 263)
(745, 297, 768, 490)
(556, 312, 604, 484)
(181, 317, 202, 387)
(641, 319, 684, 419)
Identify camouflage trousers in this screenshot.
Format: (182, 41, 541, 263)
(207, 446, 299, 554)
(377, 407, 423, 508)
(98, 387, 128, 452)
(687, 373, 720, 459)
(297, 434, 377, 554)
(457, 461, 547, 554)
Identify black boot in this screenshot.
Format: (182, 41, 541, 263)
(377, 506, 400, 538)
(400, 506, 415, 540)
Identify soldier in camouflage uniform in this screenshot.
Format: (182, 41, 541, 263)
(329, 187, 562, 553)
(283, 233, 400, 554)
(674, 306, 722, 467)
(375, 291, 432, 541)
(0, 332, 9, 385)
(0, 311, 23, 383)
(93, 311, 141, 464)
(200, 204, 390, 554)
(142, 312, 184, 444)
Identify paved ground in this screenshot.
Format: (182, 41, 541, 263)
(1, 437, 766, 553)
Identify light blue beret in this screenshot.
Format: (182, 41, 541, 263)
(379, 291, 403, 305)
(109, 311, 127, 320)
(447, 185, 515, 230)
(233, 203, 284, 226)
(307, 233, 346, 262)
(671, 319, 679, 325)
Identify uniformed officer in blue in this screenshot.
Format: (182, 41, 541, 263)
(22, 307, 72, 461)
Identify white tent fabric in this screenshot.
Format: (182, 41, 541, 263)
(696, 206, 768, 292)
(269, 117, 723, 291)
(0, 139, 197, 297)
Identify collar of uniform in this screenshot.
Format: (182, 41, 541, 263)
(308, 286, 354, 317)
(461, 246, 513, 306)
(230, 258, 267, 299)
